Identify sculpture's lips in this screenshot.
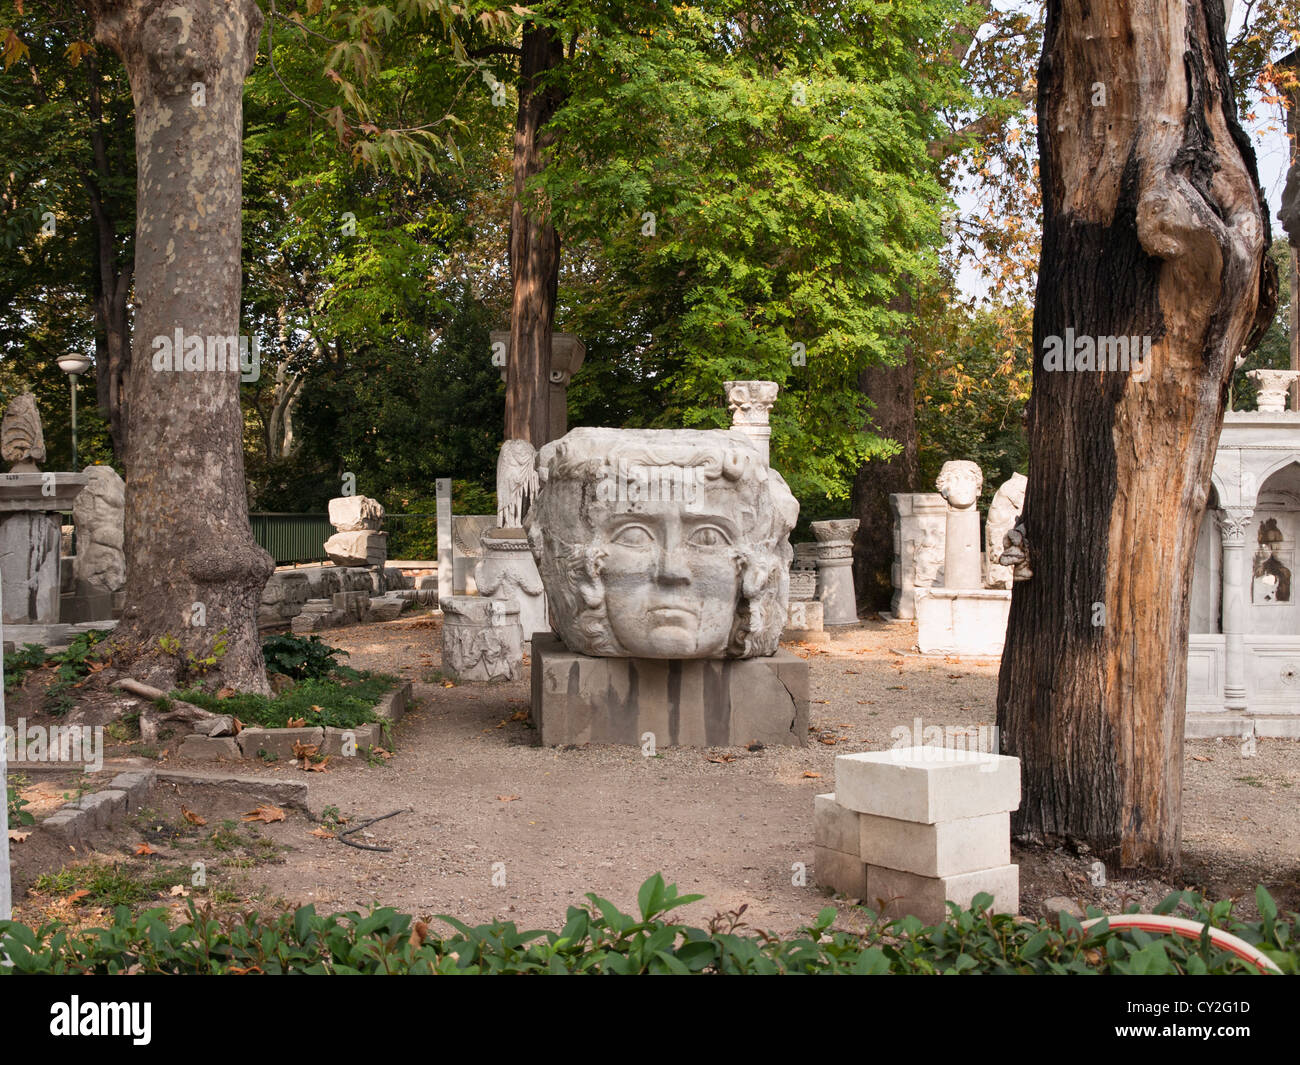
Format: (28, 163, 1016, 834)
(647, 605, 699, 623)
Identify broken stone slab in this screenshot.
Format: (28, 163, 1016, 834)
(324, 530, 387, 568)
(530, 632, 807, 747)
(331, 589, 371, 622)
(109, 769, 156, 807)
(368, 593, 409, 622)
(328, 495, 385, 532)
(441, 596, 523, 682)
(41, 808, 90, 845)
(834, 747, 1020, 824)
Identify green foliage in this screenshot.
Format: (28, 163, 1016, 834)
(32, 862, 193, 909)
(174, 674, 396, 730)
(1230, 238, 1292, 413)
(261, 634, 350, 682)
(3, 630, 112, 715)
(3, 643, 48, 692)
(0, 874, 1294, 975)
(157, 629, 230, 686)
(6, 775, 34, 828)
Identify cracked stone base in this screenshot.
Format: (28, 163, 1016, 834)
(530, 633, 808, 747)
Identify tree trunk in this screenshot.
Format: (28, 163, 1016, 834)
(997, 0, 1276, 870)
(851, 294, 920, 614)
(505, 22, 565, 447)
(84, 49, 133, 461)
(87, 0, 274, 693)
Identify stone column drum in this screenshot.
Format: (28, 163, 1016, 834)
(812, 519, 859, 626)
(439, 596, 523, 682)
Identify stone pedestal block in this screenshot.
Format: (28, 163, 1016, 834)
(328, 495, 384, 531)
(788, 569, 816, 601)
(857, 811, 1010, 878)
(530, 632, 807, 747)
(835, 746, 1020, 824)
(914, 587, 1011, 656)
(475, 527, 547, 647)
(781, 599, 826, 643)
(889, 493, 946, 619)
(324, 530, 387, 568)
(811, 519, 859, 626)
(441, 595, 523, 682)
(865, 863, 1020, 925)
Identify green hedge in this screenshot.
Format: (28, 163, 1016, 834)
(0, 876, 1295, 974)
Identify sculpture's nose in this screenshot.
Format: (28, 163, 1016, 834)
(656, 540, 691, 585)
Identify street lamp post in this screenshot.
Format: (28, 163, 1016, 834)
(55, 354, 93, 468)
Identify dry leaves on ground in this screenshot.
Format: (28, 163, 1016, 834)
(243, 804, 285, 824)
(181, 806, 206, 826)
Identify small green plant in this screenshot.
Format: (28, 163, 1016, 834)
(7, 776, 35, 827)
(319, 806, 344, 831)
(175, 673, 396, 730)
(158, 629, 230, 683)
(3, 631, 113, 715)
(4, 643, 48, 692)
(261, 634, 350, 681)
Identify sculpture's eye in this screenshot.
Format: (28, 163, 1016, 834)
(688, 525, 731, 547)
(612, 524, 654, 547)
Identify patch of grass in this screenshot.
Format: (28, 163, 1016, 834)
(34, 861, 190, 907)
(175, 673, 397, 729)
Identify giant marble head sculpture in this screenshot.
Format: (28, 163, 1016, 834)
(525, 427, 799, 659)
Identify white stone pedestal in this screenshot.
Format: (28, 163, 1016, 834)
(440, 596, 523, 682)
(475, 527, 547, 648)
(915, 587, 1011, 656)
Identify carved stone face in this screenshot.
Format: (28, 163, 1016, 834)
(936, 460, 984, 509)
(598, 500, 742, 657)
(526, 428, 799, 659)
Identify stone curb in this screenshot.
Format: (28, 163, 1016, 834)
(39, 769, 158, 847)
(178, 681, 411, 762)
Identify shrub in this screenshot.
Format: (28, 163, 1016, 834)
(0, 876, 1294, 975)
(261, 634, 349, 681)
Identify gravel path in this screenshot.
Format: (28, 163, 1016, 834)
(202, 613, 1300, 933)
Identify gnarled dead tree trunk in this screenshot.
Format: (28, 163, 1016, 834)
(997, 0, 1276, 871)
(86, 0, 274, 693)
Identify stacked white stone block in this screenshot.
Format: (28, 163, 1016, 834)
(815, 746, 1021, 924)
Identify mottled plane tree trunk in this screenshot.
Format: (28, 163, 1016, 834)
(997, 0, 1276, 870)
(85, 0, 274, 692)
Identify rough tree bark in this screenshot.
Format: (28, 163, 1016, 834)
(84, 48, 133, 461)
(851, 294, 920, 613)
(504, 22, 565, 447)
(86, 0, 274, 693)
(997, 0, 1276, 870)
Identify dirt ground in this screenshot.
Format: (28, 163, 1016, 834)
(10, 613, 1300, 934)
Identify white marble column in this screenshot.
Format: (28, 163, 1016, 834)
(1217, 507, 1252, 712)
(436, 477, 453, 605)
(724, 381, 779, 465)
(812, 519, 859, 625)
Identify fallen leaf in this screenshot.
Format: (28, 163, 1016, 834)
(309, 704, 323, 714)
(371, 746, 392, 759)
(509, 710, 529, 722)
(286, 717, 307, 729)
(67, 889, 91, 903)
(232, 717, 244, 735)
(303, 756, 330, 773)
(134, 842, 157, 856)
(843, 670, 859, 675)
(1192, 755, 1212, 762)
(497, 794, 520, 802)
(216, 687, 237, 699)
(887, 685, 908, 691)
(310, 826, 336, 839)
(410, 920, 428, 949)
(181, 806, 206, 826)
(8, 829, 30, 843)
(801, 771, 822, 779)
(228, 965, 263, 975)
(169, 884, 190, 898)
(706, 754, 736, 764)
(242, 804, 285, 824)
